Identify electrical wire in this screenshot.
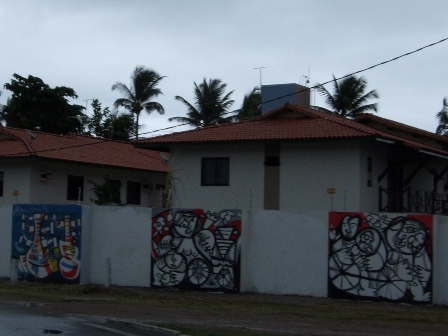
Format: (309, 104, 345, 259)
(2, 36, 448, 153)
(137, 36, 448, 137)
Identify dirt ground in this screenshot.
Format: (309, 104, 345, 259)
(0, 282, 447, 335)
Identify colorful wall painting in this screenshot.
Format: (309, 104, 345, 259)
(328, 212, 432, 304)
(151, 208, 242, 292)
(11, 204, 82, 284)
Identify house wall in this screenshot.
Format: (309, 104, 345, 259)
(17, 160, 165, 207)
(169, 144, 265, 209)
(170, 140, 379, 212)
(281, 140, 362, 212)
(359, 140, 389, 211)
(0, 159, 32, 203)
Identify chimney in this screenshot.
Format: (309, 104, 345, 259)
(261, 83, 310, 115)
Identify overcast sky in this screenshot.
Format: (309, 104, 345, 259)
(1, 0, 447, 136)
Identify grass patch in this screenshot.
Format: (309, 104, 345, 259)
(1, 278, 448, 326)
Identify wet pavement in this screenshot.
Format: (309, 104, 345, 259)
(0, 301, 177, 336)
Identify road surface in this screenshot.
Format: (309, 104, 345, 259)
(0, 301, 168, 336)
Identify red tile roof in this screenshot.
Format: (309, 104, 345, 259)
(0, 127, 168, 172)
(136, 104, 378, 144)
(355, 113, 447, 142)
(135, 103, 448, 158)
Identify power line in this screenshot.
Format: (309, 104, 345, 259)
(1, 135, 165, 162)
(138, 36, 448, 137)
(3, 36, 448, 154)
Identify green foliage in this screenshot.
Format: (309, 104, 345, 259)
(169, 78, 235, 127)
(1, 74, 85, 134)
(234, 87, 261, 121)
(112, 66, 165, 139)
(88, 175, 123, 205)
(313, 75, 379, 118)
(0, 91, 4, 114)
(436, 97, 448, 135)
(85, 99, 136, 141)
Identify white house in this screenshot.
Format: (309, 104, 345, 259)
(0, 127, 168, 206)
(135, 103, 448, 213)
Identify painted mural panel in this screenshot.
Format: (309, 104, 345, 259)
(11, 204, 82, 284)
(328, 212, 432, 304)
(151, 209, 241, 292)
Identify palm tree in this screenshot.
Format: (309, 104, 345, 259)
(169, 78, 235, 127)
(234, 87, 261, 121)
(112, 66, 165, 139)
(313, 75, 379, 118)
(436, 97, 448, 135)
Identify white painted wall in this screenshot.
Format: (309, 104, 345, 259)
(281, 140, 362, 212)
(87, 206, 152, 287)
(0, 205, 12, 277)
(3, 204, 448, 306)
(170, 144, 265, 209)
(0, 159, 166, 207)
(359, 140, 388, 212)
(169, 139, 448, 214)
(0, 160, 32, 203)
(433, 215, 448, 305)
(241, 210, 328, 296)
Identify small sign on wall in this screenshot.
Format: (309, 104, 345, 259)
(327, 188, 336, 195)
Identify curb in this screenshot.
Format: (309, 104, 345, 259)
(66, 314, 188, 336)
(107, 318, 188, 336)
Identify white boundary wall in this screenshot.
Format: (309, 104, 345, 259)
(0, 205, 12, 278)
(241, 210, 328, 296)
(86, 206, 152, 287)
(433, 215, 448, 305)
(3, 205, 448, 305)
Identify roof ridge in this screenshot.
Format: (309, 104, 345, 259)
(0, 128, 36, 156)
(285, 104, 381, 136)
(355, 113, 448, 142)
(136, 118, 258, 143)
(2, 126, 71, 139)
(66, 132, 134, 145)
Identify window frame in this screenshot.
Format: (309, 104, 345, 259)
(201, 157, 230, 186)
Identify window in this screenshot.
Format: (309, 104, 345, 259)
(127, 181, 141, 205)
(201, 157, 230, 186)
(0, 172, 3, 197)
(67, 175, 84, 201)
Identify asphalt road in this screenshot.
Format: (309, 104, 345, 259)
(0, 301, 170, 336)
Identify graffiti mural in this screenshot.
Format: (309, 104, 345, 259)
(328, 212, 432, 304)
(151, 208, 241, 292)
(11, 204, 82, 284)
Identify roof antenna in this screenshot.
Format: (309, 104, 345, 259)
(25, 129, 36, 140)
